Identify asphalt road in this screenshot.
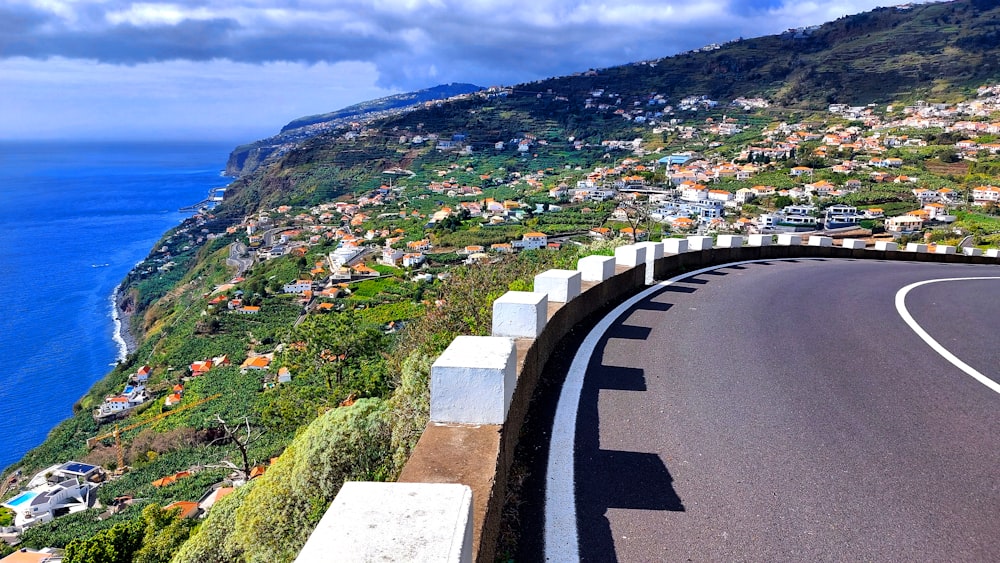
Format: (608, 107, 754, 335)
(545, 259, 1000, 562)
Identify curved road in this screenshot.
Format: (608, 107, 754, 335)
(544, 259, 1000, 561)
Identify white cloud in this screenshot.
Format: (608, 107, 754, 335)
(106, 3, 217, 26)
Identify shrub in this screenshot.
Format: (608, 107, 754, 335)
(175, 399, 391, 563)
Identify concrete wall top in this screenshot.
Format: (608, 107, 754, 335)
(295, 482, 473, 563)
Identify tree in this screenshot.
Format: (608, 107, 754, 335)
(772, 195, 793, 210)
(211, 414, 264, 481)
(133, 503, 196, 563)
(63, 519, 143, 563)
(301, 310, 386, 391)
(613, 193, 651, 238)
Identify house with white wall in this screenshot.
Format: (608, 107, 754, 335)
(512, 232, 548, 250)
(886, 215, 924, 232)
(973, 185, 1000, 205)
(283, 280, 313, 294)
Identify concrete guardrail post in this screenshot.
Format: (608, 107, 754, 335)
(576, 255, 616, 282)
(808, 235, 833, 247)
(431, 335, 517, 425)
(987, 249, 1000, 258)
(662, 238, 688, 254)
(841, 239, 866, 249)
(906, 243, 929, 253)
(716, 235, 743, 248)
(492, 291, 547, 337)
(935, 245, 956, 255)
(963, 247, 983, 257)
(534, 269, 582, 303)
(636, 241, 664, 284)
(777, 234, 801, 246)
(687, 235, 714, 251)
(295, 482, 473, 563)
(747, 234, 771, 247)
(875, 241, 898, 251)
(615, 244, 647, 268)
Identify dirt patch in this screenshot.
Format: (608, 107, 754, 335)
(925, 160, 969, 176)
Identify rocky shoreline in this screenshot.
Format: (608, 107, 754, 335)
(112, 283, 138, 361)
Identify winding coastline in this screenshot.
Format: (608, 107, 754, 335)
(0, 141, 236, 475)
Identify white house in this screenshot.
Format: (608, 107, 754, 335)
(886, 215, 924, 232)
(5, 462, 103, 528)
(381, 246, 405, 267)
(972, 185, 1000, 205)
(402, 253, 425, 268)
(277, 367, 292, 384)
(512, 232, 548, 250)
(707, 189, 734, 204)
(680, 184, 708, 202)
(283, 280, 313, 294)
(735, 188, 756, 204)
(102, 396, 130, 412)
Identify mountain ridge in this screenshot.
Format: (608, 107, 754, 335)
(220, 0, 1000, 216)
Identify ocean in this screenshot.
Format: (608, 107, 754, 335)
(0, 141, 236, 473)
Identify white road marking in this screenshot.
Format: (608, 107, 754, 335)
(895, 277, 1000, 395)
(544, 259, 778, 561)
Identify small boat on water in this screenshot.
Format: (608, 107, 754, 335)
(91, 263, 110, 268)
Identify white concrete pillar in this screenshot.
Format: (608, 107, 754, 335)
(492, 291, 547, 338)
(295, 482, 473, 563)
(906, 243, 929, 253)
(533, 269, 582, 303)
(808, 235, 833, 247)
(576, 255, 616, 282)
(875, 241, 898, 251)
(986, 248, 1000, 258)
(614, 244, 647, 268)
(662, 238, 688, 254)
(963, 247, 983, 257)
(687, 235, 714, 251)
(747, 234, 771, 247)
(935, 245, 956, 255)
(716, 235, 743, 248)
(841, 239, 866, 249)
(777, 234, 802, 246)
(431, 335, 516, 425)
(636, 241, 664, 285)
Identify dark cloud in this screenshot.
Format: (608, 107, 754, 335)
(0, 1, 923, 90)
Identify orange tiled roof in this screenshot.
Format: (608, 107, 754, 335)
(164, 501, 200, 519)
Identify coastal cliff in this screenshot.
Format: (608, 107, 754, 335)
(225, 82, 483, 177)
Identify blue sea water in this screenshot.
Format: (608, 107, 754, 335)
(0, 141, 236, 472)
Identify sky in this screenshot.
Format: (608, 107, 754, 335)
(0, 0, 936, 142)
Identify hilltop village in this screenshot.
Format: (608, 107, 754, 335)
(4, 78, 1000, 561)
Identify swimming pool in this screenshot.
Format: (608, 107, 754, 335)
(3, 490, 37, 508)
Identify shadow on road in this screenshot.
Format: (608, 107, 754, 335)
(573, 289, 688, 561)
